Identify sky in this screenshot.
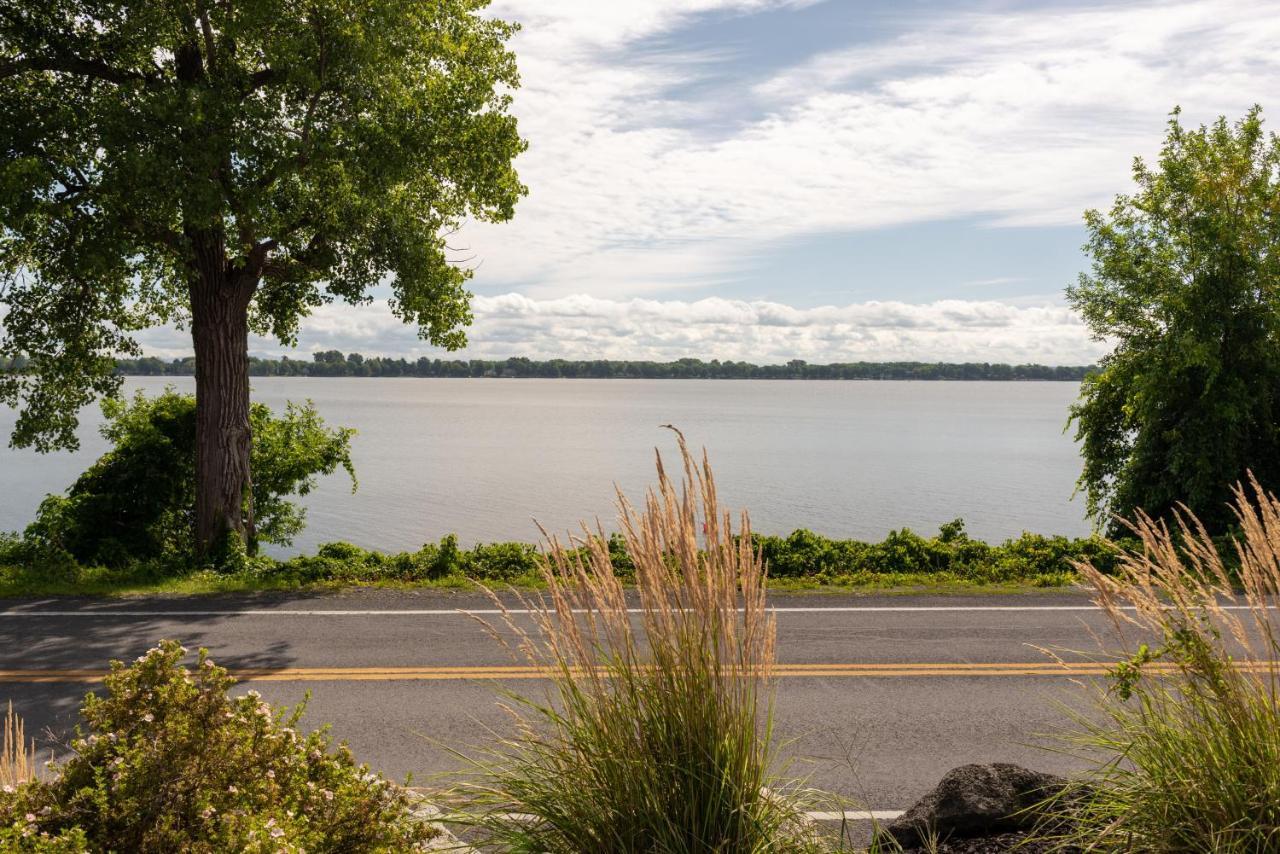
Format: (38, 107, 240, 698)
(141, 0, 1280, 365)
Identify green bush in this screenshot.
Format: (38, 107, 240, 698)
(11, 390, 354, 566)
(463, 540, 541, 581)
(753, 520, 1116, 583)
(3, 511, 1127, 593)
(0, 641, 435, 852)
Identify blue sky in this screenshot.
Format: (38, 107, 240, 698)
(136, 0, 1280, 364)
(682, 220, 1085, 306)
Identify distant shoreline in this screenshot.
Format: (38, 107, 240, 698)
(106, 354, 1095, 382)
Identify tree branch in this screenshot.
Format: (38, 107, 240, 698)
(261, 232, 329, 279)
(197, 4, 218, 73)
(0, 54, 153, 86)
(245, 238, 278, 275)
(123, 214, 187, 256)
(218, 151, 258, 250)
(245, 67, 283, 92)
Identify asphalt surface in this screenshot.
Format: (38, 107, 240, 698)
(0, 588, 1134, 812)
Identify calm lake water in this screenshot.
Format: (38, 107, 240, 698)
(0, 378, 1093, 554)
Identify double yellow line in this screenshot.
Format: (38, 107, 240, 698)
(0, 661, 1161, 684)
(8, 661, 1278, 684)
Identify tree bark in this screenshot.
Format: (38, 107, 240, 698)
(189, 236, 257, 556)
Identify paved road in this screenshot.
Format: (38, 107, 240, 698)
(0, 588, 1134, 812)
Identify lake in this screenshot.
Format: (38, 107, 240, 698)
(0, 378, 1093, 554)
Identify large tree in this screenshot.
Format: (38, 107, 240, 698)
(1069, 107, 1280, 534)
(0, 0, 524, 552)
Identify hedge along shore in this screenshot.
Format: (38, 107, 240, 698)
(0, 522, 1125, 598)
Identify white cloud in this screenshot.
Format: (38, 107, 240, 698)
(459, 0, 1280, 296)
(486, 0, 813, 54)
(146, 294, 1105, 365)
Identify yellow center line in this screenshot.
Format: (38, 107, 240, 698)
(1, 661, 1274, 683)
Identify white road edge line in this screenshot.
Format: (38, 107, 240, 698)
(0, 605, 1268, 616)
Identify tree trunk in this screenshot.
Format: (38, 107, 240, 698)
(189, 243, 257, 556)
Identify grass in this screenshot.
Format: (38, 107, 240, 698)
(0, 567, 1076, 599)
(443, 429, 836, 852)
(0, 566, 514, 598)
(1050, 474, 1280, 852)
(1, 702, 36, 790)
(765, 573, 1075, 593)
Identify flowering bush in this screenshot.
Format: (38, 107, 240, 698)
(0, 641, 435, 852)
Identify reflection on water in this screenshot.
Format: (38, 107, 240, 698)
(0, 377, 1089, 555)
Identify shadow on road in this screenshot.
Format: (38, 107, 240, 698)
(0, 591, 354, 755)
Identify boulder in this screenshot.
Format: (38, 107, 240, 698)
(884, 763, 1068, 850)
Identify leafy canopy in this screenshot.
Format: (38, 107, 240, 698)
(1069, 107, 1280, 534)
(20, 390, 355, 565)
(0, 0, 525, 449)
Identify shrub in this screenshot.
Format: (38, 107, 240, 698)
(1057, 475, 1280, 851)
(864, 527, 951, 575)
(755, 528, 866, 578)
(450, 430, 824, 852)
(3, 515, 1121, 593)
(12, 390, 354, 566)
(751, 520, 1111, 584)
(462, 539, 541, 581)
(0, 641, 435, 852)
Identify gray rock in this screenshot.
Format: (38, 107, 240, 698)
(401, 787, 479, 852)
(884, 763, 1068, 850)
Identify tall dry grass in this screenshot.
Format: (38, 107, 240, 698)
(1060, 474, 1280, 851)
(1, 702, 36, 790)
(451, 429, 825, 852)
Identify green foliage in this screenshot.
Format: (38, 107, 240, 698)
(0, 0, 525, 450)
(249, 396, 357, 547)
(0, 823, 89, 853)
(1069, 106, 1280, 534)
(752, 520, 1118, 585)
(14, 390, 353, 565)
(0, 641, 435, 852)
(0, 518, 1121, 593)
(250, 522, 1116, 588)
(269, 535, 541, 585)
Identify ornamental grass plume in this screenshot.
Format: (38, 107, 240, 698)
(1057, 473, 1280, 852)
(1, 701, 36, 789)
(452, 428, 825, 853)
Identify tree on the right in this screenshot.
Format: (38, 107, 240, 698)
(1070, 106, 1280, 536)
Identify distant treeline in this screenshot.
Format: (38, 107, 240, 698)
(61, 353, 1094, 381)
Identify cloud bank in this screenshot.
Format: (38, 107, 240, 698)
(120, 294, 1106, 366)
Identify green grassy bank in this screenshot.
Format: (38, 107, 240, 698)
(0, 521, 1118, 597)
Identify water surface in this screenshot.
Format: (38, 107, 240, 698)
(0, 378, 1091, 554)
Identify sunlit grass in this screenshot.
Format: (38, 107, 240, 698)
(0, 566, 534, 598)
(445, 430, 834, 852)
(0, 564, 1071, 599)
(1, 702, 36, 790)
(1053, 474, 1280, 851)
